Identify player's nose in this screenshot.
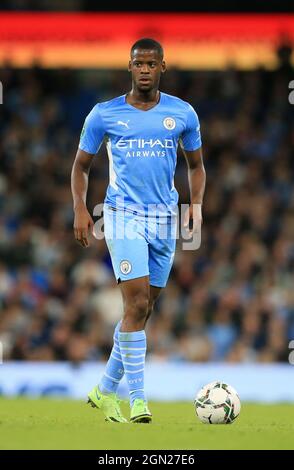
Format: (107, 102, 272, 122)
(141, 64, 150, 74)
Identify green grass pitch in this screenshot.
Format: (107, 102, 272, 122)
(0, 398, 293, 449)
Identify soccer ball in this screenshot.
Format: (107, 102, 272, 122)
(194, 381, 241, 424)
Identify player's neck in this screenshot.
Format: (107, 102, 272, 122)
(127, 88, 160, 109)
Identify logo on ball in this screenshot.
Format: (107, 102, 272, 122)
(120, 260, 132, 274)
(194, 381, 241, 424)
(163, 117, 176, 130)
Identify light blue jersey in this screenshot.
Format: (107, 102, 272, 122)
(79, 92, 202, 218)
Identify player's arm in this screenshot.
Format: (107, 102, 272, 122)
(71, 104, 105, 247)
(182, 147, 206, 235)
(71, 149, 95, 248)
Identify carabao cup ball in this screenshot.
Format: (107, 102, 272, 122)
(194, 381, 241, 424)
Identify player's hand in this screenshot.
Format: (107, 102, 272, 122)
(73, 203, 94, 248)
(183, 203, 203, 238)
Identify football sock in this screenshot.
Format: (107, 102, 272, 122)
(99, 321, 124, 394)
(118, 329, 147, 406)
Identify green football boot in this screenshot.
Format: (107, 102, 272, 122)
(87, 385, 128, 423)
(130, 399, 152, 423)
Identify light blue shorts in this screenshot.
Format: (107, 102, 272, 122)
(104, 204, 177, 288)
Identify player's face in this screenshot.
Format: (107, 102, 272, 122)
(128, 49, 166, 92)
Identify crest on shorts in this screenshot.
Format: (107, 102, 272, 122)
(120, 260, 132, 274)
(163, 117, 176, 130)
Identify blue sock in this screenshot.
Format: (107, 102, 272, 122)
(118, 329, 146, 406)
(99, 321, 124, 394)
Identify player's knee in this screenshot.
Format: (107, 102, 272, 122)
(133, 292, 149, 321)
(125, 291, 149, 322)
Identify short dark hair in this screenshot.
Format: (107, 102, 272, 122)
(130, 38, 164, 59)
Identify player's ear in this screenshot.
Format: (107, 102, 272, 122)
(161, 61, 166, 73)
(128, 60, 132, 72)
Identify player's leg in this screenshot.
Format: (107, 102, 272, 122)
(87, 317, 128, 422)
(87, 317, 129, 421)
(99, 321, 123, 394)
(88, 206, 149, 422)
(120, 218, 176, 421)
(87, 207, 127, 421)
(120, 276, 150, 331)
(118, 276, 152, 423)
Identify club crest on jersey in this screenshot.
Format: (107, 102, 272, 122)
(120, 260, 132, 274)
(163, 117, 176, 130)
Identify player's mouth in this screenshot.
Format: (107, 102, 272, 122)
(139, 78, 152, 84)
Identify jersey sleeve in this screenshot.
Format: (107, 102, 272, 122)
(180, 104, 202, 151)
(78, 104, 105, 154)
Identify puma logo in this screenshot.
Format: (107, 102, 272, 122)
(117, 120, 130, 129)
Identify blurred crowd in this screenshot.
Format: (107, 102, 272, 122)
(0, 46, 294, 364)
